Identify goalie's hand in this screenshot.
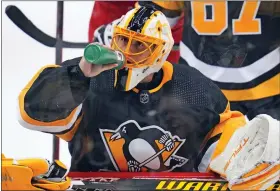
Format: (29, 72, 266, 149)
(79, 49, 118, 78)
(2, 154, 71, 190)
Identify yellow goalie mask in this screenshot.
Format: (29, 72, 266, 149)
(111, 6, 174, 91)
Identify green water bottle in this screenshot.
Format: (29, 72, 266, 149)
(84, 43, 125, 70)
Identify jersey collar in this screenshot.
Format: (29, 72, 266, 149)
(132, 61, 174, 94)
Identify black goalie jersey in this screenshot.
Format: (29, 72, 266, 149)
(18, 57, 245, 172)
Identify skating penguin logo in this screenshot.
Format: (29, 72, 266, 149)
(100, 120, 188, 172)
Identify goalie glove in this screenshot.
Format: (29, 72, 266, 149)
(2, 154, 71, 190)
(210, 114, 280, 190)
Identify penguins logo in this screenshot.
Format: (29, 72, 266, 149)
(100, 120, 188, 172)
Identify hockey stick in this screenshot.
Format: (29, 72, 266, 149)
(69, 173, 228, 191)
(69, 172, 280, 191)
(5, 5, 89, 48)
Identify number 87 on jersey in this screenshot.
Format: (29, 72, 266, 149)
(191, 1, 261, 35)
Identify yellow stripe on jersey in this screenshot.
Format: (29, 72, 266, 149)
(221, 73, 280, 101)
(149, 61, 173, 93)
(18, 65, 81, 128)
(56, 114, 83, 142)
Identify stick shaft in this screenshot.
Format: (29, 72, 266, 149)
(52, 1, 64, 161)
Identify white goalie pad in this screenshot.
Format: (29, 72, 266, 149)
(210, 114, 280, 190)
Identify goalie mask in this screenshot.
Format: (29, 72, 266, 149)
(111, 6, 174, 91)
